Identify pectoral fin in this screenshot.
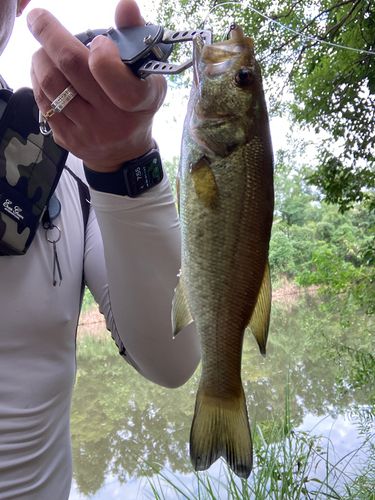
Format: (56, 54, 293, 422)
(190, 157, 218, 211)
(172, 279, 194, 337)
(246, 261, 271, 356)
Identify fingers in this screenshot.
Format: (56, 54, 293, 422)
(30, 60, 87, 132)
(29, 39, 97, 139)
(88, 35, 167, 113)
(31, 47, 79, 108)
(89, 0, 167, 113)
(27, 9, 103, 101)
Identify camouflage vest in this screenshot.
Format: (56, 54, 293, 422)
(0, 86, 68, 255)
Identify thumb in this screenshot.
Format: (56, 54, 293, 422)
(115, 0, 145, 28)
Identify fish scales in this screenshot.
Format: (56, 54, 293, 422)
(172, 25, 274, 479)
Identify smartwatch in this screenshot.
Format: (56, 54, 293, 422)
(84, 146, 163, 197)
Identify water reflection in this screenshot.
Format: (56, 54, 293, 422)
(69, 291, 374, 499)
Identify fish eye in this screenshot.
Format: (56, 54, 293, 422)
(234, 69, 254, 87)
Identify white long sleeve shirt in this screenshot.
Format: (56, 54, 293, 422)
(0, 154, 199, 499)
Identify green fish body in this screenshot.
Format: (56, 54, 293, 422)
(172, 26, 274, 479)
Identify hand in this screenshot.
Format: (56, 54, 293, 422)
(27, 0, 167, 172)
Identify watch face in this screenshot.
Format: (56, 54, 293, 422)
(125, 151, 163, 197)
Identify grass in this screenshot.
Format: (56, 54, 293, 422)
(81, 287, 96, 312)
(139, 384, 375, 500)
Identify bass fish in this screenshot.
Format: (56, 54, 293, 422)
(172, 25, 274, 479)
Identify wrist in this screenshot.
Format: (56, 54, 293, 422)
(84, 139, 157, 173)
(84, 141, 163, 197)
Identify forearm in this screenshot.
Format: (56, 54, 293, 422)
(90, 175, 200, 388)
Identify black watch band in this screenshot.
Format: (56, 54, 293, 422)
(83, 146, 163, 197)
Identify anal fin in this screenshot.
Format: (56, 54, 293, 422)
(246, 260, 272, 356)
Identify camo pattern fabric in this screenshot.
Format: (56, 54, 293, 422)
(0, 87, 67, 255)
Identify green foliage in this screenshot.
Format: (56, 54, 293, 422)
(268, 144, 373, 283)
(269, 228, 297, 279)
(156, 0, 375, 212)
(163, 155, 179, 201)
(297, 243, 375, 326)
(81, 287, 96, 312)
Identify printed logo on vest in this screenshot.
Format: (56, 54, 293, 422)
(3, 199, 24, 220)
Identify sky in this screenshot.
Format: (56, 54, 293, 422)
(0, 0, 286, 163)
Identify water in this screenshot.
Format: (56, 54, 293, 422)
(69, 291, 375, 499)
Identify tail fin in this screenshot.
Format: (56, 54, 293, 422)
(190, 387, 253, 479)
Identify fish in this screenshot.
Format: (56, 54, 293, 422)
(171, 24, 274, 479)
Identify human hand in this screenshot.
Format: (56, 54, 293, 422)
(28, 0, 167, 172)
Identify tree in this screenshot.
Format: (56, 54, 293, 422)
(162, 155, 179, 201)
(268, 143, 375, 283)
(274, 148, 317, 229)
(156, 0, 374, 211)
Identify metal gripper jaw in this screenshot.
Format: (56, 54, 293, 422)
(75, 25, 213, 78)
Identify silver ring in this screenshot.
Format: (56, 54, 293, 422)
(43, 84, 77, 119)
(45, 224, 61, 243)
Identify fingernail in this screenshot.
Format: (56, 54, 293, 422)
(27, 8, 43, 29)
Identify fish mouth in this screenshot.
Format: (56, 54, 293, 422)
(192, 27, 256, 89)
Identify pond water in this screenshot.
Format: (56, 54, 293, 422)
(69, 291, 375, 499)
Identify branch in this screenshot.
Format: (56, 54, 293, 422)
(270, 0, 305, 20)
(271, 0, 361, 51)
(321, 0, 362, 41)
